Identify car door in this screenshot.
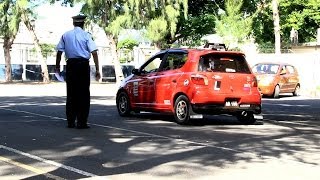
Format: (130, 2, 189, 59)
(132, 52, 165, 108)
(154, 51, 188, 110)
(285, 65, 299, 91)
(278, 65, 290, 91)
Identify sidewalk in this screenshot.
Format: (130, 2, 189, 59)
(0, 82, 119, 97)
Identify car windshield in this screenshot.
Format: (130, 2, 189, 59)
(198, 54, 251, 74)
(252, 64, 280, 74)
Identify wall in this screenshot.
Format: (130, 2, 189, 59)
(246, 52, 320, 93)
(2, 45, 320, 94)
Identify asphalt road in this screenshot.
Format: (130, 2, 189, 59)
(0, 83, 319, 180)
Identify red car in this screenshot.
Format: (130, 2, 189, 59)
(116, 45, 262, 125)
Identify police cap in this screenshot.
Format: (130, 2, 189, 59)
(72, 14, 86, 23)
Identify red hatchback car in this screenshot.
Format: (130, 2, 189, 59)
(116, 46, 262, 125)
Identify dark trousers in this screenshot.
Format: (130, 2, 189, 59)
(66, 59, 90, 126)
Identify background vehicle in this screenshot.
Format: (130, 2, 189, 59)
(116, 45, 262, 125)
(252, 62, 300, 98)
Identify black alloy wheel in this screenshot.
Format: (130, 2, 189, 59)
(174, 95, 191, 125)
(116, 91, 131, 117)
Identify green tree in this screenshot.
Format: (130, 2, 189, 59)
(280, 0, 320, 43)
(39, 43, 56, 58)
(252, 0, 320, 52)
(117, 38, 139, 50)
(0, 0, 50, 83)
(117, 38, 138, 63)
(170, 0, 219, 47)
(116, 0, 188, 48)
(0, 0, 21, 82)
(54, 0, 188, 83)
(215, 0, 253, 50)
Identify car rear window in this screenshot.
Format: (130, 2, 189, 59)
(198, 54, 251, 73)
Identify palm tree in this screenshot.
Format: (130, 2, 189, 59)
(0, 0, 50, 83)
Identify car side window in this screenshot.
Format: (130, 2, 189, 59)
(286, 65, 295, 74)
(280, 66, 287, 74)
(161, 52, 187, 71)
(140, 53, 164, 74)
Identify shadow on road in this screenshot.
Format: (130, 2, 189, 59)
(0, 96, 319, 179)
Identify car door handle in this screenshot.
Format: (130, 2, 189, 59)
(172, 79, 176, 83)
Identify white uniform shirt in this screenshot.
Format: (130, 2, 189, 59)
(56, 27, 97, 60)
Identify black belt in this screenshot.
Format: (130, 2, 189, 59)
(68, 58, 89, 62)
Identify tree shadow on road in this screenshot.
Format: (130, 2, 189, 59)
(0, 96, 319, 179)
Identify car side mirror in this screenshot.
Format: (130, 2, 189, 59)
(132, 69, 140, 75)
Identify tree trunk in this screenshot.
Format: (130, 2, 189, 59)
(107, 34, 124, 85)
(272, 0, 281, 54)
(3, 38, 12, 83)
(22, 13, 50, 83)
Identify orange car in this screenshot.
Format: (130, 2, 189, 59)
(116, 45, 262, 125)
(252, 62, 300, 98)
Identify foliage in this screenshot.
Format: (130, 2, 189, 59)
(121, 0, 188, 48)
(172, 0, 219, 47)
(40, 43, 56, 58)
(280, 0, 320, 43)
(251, 0, 320, 48)
(0, 0, 23, 40)
(117, 38, 139, 50)
(0, 0, 27, 82)
(215, 0, 253, 50)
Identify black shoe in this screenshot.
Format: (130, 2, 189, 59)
(76, 125, 90, 129)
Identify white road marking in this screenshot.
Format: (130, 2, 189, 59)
(0, 145, 99, 178)
(0, 155, 65, 180)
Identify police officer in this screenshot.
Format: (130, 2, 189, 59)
(55, 14, 101, 129)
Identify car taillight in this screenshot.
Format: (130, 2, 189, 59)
(191, 74, 208, 85)
(252, 76, 258, 87)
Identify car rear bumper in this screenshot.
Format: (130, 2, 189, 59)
(191, 103, 262, 115)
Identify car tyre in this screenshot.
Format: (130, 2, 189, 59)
(273, 85, 280, 98)
(236, 111, 256, 125)
(116, 91, 131, 117)
(293, 85, 300, 96)
(174, 95, 191, 125)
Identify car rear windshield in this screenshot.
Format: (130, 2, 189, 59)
(198, 54, 251, 74)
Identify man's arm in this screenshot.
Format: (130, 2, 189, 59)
(92, 50, 101, 81)
(55, 51, 63, 72)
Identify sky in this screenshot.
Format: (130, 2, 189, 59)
(32, 2, 108, 46)
(34, 2, 82, 44)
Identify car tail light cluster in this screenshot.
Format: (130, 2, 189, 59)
(191, 74, 209, 85)
(252, 76, 258, 87)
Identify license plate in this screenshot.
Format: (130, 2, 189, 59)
(225, 101, 238, 107)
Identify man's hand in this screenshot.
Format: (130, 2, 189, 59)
(95, 70, 101, 81)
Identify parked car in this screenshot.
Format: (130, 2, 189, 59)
(251, 62, 300, 98)
(116, 44, 262, 125)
